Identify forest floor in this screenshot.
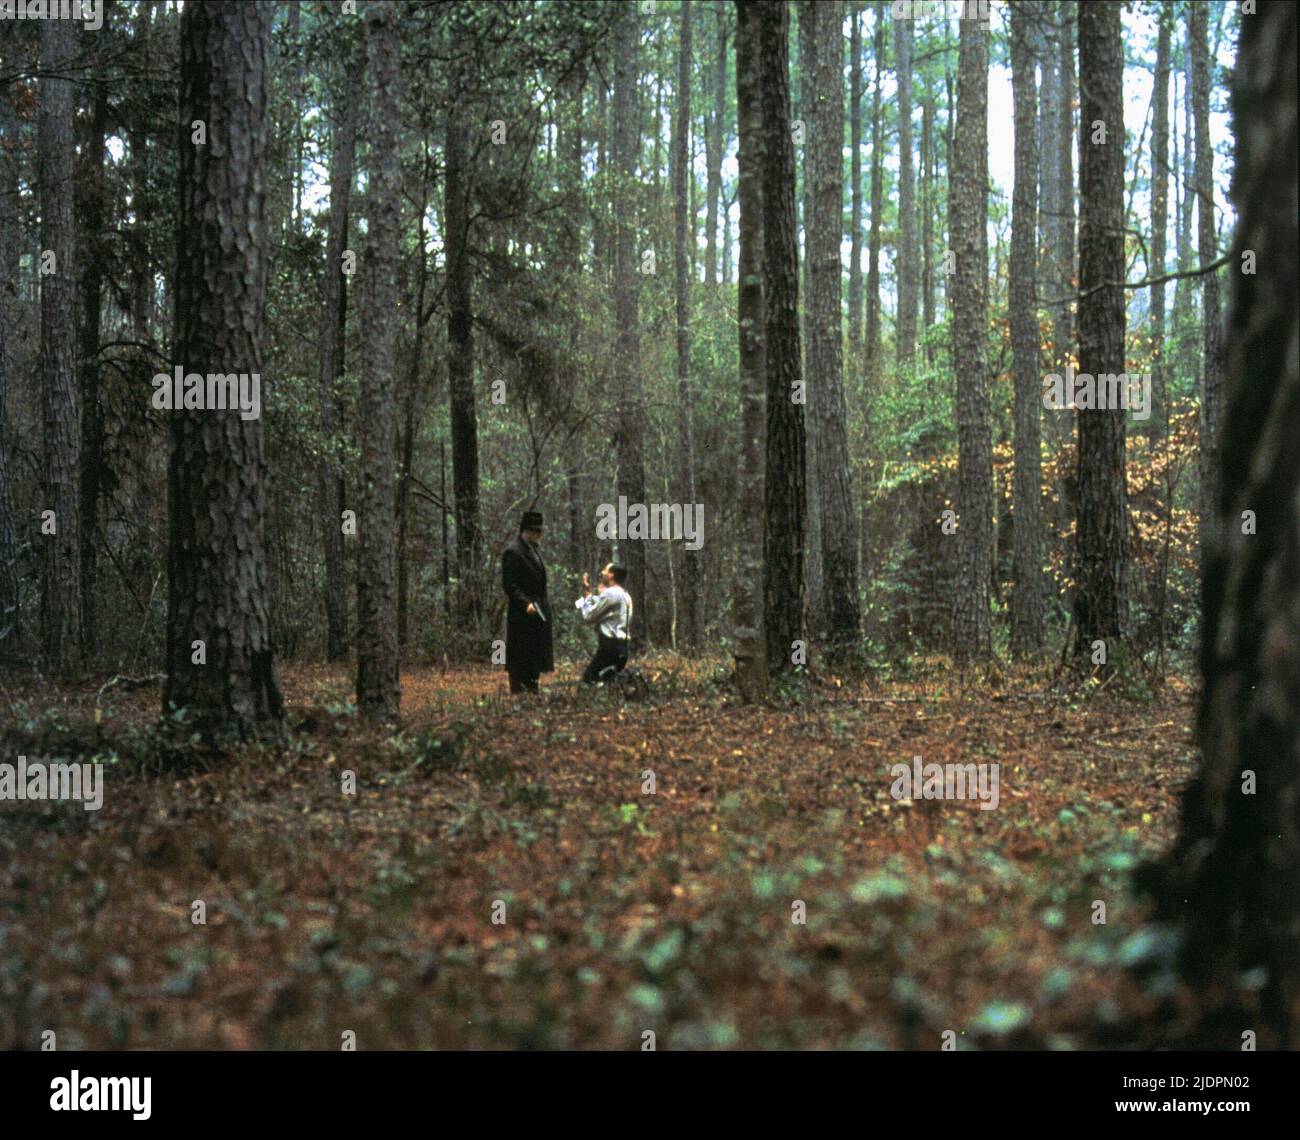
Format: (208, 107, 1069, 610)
(1, 656, 1204, 1049)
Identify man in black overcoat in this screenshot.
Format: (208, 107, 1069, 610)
(501, 510, 553, 693)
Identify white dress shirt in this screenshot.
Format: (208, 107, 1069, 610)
(575, 585, 632, 640)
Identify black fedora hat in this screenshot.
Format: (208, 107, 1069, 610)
(520, 510, 544, 531)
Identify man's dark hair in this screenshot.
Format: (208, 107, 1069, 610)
(607, 562, 627, 586)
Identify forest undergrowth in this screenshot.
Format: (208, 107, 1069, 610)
(0, 658, 1204, 1049)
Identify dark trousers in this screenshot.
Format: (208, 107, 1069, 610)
(582, 635, 629, 684)
(509, 672, 540, 694)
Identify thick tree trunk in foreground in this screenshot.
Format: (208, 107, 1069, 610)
(354, 2, 401, 722)
(165, 1, 283, 740)
(1072, 0, 1128, 658)
(1146, 0, 1298, 1047)
(733, 0, 768, 702)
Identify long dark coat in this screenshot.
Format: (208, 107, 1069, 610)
(502, 535, 554, 676)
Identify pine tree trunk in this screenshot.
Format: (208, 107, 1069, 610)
(1172, 33, 1194, 378)
(951, 14, 992, 663)
(920, 95, 934, 359)
(894, 15, 917, 366)
(865, 0, 884, 383)
(1149, 7, 1170, 441)
(77, 39, 107, 656)
(0, 70, 18, 643)
(397, 144, 430, 655)
(446, 68, 483, 631)
(165, 0, 283, 740)
(799, 1, 823, 629)
(613, 1, 648, 628)
(733, 0, 768, 702)
(758, 0, 806, 673)
(848, 2, 863, 356)
(1191, 3, 1223, 570)
(1072, 0, 1128, 657)
(807, 0, 860, 662)
(318, 56, 361, 662)
(354, 2, 401, 722)
(1055, 0, 1075, 373)
(39, 19, 82, 676)
(674, 0, 701, 649)
(1009, 2, 1044, 657)
(1036, 3, 1061, 377)
(593, 78, 609, 280)
(705, 0, 727, 288)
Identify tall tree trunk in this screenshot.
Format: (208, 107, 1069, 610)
(705, 0, 727, 287)
(806, 0, 860, 661)
(165, 0, 282, 739)
(1191, 2, 1223, 570)
(951, 13, 992, 663)
(1009, 2, 1044, 657)
(920, 94, 934, 359)
(284, 0, 302, 230)
(39, 19, 82, 675)
(758, 0, 806, 673)
(1072, 0, 1128, 658)
(612, 2, 648, 630)
(1149, 6, 1170, 441)
(446, 71, 483, 632)
(78, 36, 107, 656)
(865, 0, 884, 383)
(128, 3, 156, 345)
(674, 1, 701, 649)
(1036, 3, 1061, 367)
(354, 2, 401, 721)
(565, 70, 586, 577)
(317, 56, 362, 662)
(398, 141, 430, 654)
(1172, 37, 1194, 383)
(942, 21, 955, 324)
(1145, 0, 1298, 1046)
(893, 15, 917, 366)
(733, 0, 768, 702)
(0, 68, 18, 643)
(848, 2, 863, 357)
(799, 1, 823, 627)
(1055, 0, 1075, 373)
(593, 77, 609, 279)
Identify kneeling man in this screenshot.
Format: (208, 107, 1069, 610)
(575, 563, 633, 684)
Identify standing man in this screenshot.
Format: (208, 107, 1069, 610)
(501, 510, 553, 693)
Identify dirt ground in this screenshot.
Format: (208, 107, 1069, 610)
(0, 657, 1203, 1049)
